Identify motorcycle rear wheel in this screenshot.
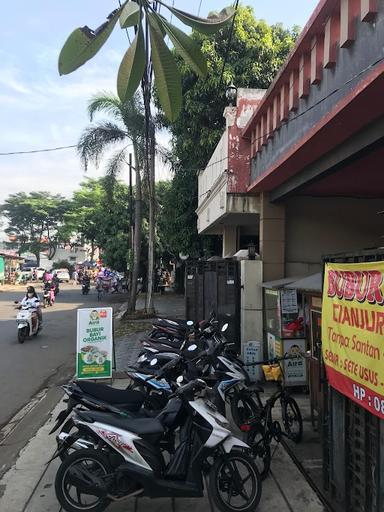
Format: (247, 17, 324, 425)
(55, 448, 112, 512)
(209, 449, 261, 512)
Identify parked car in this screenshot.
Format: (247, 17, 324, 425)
(54, 268, 70, 283)
(34, 267, 46, 280)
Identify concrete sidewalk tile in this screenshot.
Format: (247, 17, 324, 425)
(0, 399, 64, 512)
(269, 444, 325, 511)
(24, 458, 61, 512)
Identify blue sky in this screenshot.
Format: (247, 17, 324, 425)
(0, 0, 318, 206)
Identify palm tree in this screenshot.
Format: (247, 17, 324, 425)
(77, 92, 145, 313)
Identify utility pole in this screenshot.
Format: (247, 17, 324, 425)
(128, 153, 134, 295)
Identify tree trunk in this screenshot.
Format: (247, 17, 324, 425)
(90, 241, 95, 262)
(128, 145, 142, 313)
(145, 122, 156, 314)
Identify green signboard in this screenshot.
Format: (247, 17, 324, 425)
(0, 257, 5, 283)
(76, 307, 113, 379)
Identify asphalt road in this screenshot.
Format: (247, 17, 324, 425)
(0, 283, 123, 429)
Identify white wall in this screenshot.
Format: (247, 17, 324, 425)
(198, 132, 228, 207)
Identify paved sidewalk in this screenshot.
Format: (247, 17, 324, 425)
(0, 376, 326, 512)
(0, 293, 327, 511)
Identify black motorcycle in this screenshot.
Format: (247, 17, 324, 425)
(82, 281, 90, 295)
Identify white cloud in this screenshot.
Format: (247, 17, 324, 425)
(0, 67, 29, 94)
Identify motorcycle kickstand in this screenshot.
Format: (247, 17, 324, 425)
(203, 474, 215, 512)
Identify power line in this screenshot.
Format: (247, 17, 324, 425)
(197, 0, 202, 16)
(2, 54, 382, 163)
(0, 145, 77, 156)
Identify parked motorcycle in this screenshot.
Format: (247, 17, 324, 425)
(50, 358, 186, 459)
(14, 302, 40, 343)
(53, 378, 261, 512)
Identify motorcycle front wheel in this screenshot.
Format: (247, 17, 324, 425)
(17, 327, 28, 344)
(209, 449, 261, 512)
(55, 448, 112, 512)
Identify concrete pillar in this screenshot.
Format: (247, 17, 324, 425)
(240, 259, 263, 348)
(260, 192, 285, 281)
(222, 225, 237, 257)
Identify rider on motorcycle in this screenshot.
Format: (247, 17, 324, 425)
(19, 286, 42, 329)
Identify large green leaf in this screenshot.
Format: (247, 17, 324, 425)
(161, 20, 207, 77)
(117, 23, 146, 102)
(148, 15, 182, 122)
(166, 6, 235, 35)
(120, 2, 140, 28)
(59, 9, 121, 75)
(149, 12, 167, 38)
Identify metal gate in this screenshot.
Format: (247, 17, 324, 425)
(323, 249, 384, 512)
(185, 260, 241, 351)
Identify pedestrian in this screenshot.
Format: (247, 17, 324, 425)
(72, 269, 78, 285)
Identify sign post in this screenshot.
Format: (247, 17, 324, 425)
(322, 261, 384, 419)
(76, 307, 113, 379)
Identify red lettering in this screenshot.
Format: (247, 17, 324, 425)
(366, 271, 384, 305)
(333, 304, 340, 322)
(342, 271, 355, 300)
(336, 271, 345, 299)
(355, 271, 370, 302)
(341, 305, 351, 325)
(376, 313, 384, 335)
(327, 270, 338, 297)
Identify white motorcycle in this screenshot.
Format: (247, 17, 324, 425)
(14, 302, 40, 343)
(53, 378, 262, 512)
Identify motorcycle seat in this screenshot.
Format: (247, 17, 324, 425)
(153, 318, 188, 331)
(77, 410, 164, 435)
(247, 383, 264, 393)
(76, 381, 145, 409)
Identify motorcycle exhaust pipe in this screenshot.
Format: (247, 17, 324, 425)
(57, 432, 95, 450)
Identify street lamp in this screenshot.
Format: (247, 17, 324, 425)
(247, 242, 256, 260)
(226, 83, 237, 106)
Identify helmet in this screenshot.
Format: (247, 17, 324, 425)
(27, 286, 35, 294)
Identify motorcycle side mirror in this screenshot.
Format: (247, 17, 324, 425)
(176, 375, 184, 385)
(221, 323, 229, 333)
(14, 301, 19, 304)
(187, 320, 194, 327)
(187, 344, 197, 352)
(150, 358, 158, 367)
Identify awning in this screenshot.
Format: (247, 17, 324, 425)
(262, 277, 301, 289)
(285, 273, 322, 292)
